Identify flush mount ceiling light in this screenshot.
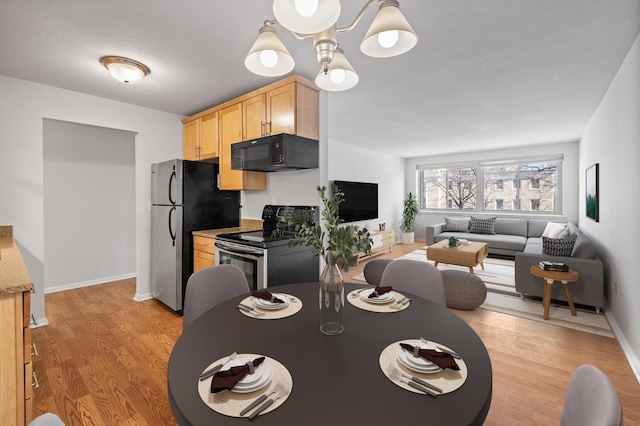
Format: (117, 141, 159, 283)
(245, 0, 417, 92)
(100, 56, 150, 84)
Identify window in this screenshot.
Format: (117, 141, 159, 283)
(418, 157, 561, 214)
(419, 167, 476, 210)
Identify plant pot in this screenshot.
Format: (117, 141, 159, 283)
(401, 232, 415, 245)
(319, 263, 344, 335)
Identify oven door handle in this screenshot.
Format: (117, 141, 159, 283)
(215, 242, 265, 258)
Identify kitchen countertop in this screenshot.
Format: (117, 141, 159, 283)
(192, 219, 263, 238)
(0, 226, 34, 296)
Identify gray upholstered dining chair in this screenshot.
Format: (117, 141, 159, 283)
(560, 364, 623, 426)
(29, 413, 65, 426)
(182, 264, 250, 331)
(379, 259, 446, 307)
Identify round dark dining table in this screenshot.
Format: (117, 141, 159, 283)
(168, 282, 492, 425)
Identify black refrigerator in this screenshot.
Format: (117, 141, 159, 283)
(150, 159, 240, 312)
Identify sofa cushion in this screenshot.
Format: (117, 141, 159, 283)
(542, 222, 569, 238)
(469, 216, 497, 234)
(527, 220, 550, 237)
(494, 218, 527, 236)
(543, 234, 577, 257)
(444, 216, 471, 232)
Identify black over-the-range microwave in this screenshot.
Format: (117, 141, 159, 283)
(231, 133, 319, 172)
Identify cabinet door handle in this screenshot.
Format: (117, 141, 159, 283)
(31, 342, 38, 357)
(32, 371, 40, 388)
(260, 121, 266, 137)
(266, 121, 272, 135)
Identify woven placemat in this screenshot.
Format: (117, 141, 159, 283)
(197, 354, 293, 418)
(238, 293, 303, 319)
(347, 290, 410, 313)
(379, 339, 467, 394)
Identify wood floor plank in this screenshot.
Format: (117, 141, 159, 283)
(31, 248, 640, 425)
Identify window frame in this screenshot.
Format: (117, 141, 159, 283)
(417, 155, 563, 215)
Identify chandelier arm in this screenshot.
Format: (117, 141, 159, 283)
(335, 0, 382, 34)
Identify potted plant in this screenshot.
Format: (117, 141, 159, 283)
(400, 192, 420, 244)
(276, 184, 372, 335)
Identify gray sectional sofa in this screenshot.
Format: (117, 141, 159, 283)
(425, 217, 604, 311)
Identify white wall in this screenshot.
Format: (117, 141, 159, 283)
(328, 139, 405, 241)
(405, 141, 580, 240)
(43, 119, 136, 292)
(579, 33, 640, 380)
(0, 75, 183, 324)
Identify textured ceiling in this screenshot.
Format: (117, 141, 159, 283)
(1, 1, 639, 158)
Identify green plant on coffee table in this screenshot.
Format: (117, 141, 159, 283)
(275, 184, 372, 272)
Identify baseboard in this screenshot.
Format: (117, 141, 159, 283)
(44, 273, 136, 294)
(30, 317, 49, 328)
(606, 311, 640, 384)
(134, 292, 153, 302)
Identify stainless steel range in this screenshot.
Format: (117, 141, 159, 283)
(215, 205, 319, 290)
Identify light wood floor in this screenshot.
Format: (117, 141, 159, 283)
(32, 243, 640, 425)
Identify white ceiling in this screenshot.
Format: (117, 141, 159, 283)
(1, 1, 639, 158)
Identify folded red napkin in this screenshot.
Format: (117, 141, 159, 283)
(252, 291, 284, 304)
(369, 286, 393, 298)
(210, 357, 266, 393)
(399, 343, 460, 370)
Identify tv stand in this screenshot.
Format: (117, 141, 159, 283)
(354, 229, 395, 265)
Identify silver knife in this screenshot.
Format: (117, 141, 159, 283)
(239, 384, 282, 416)
(248, 390, 286, 419)
(420, 337, 461, 359)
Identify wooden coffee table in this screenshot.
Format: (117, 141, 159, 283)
(426, 241, 489, 274)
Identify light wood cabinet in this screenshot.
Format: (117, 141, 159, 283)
(182, 75, 319, 190)
(219, 103, 267, 191)
(193, 235, 216, 272)
(242, 81, 319, 140)
(183, 111, 219, 161)
(354, 229, 395, 264)
(0, 290, 33, 426)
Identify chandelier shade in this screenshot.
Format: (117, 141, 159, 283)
(245, 0, 416, 91)
(244, 25, 296, 77)
(273, 0, 341, 34)
(360, 0, 417, 58)
(100, 56, 150, 84)
(314, 48, 358, 91)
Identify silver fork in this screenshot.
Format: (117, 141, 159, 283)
(239, 383, 284, 416)
(389, 370, 438, 397)
(248, 389, 287, 419)
(199, 351, 237, 381)
(389, 365, 442, 393)
(237, 303, 265, 316)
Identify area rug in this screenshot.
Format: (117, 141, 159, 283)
(394, 247, 614, 338)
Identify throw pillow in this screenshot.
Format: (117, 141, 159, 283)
(444, 216, 471, 232)
(469, 216, 497, 235)
(542, 222, 568, 239)
(542, 234, 578, 257)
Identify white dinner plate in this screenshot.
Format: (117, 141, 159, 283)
(359, 288, 395, 304)
(396, 347, 442, 374)
(253, 293, 290, 310)
(219, 356, 273, 393)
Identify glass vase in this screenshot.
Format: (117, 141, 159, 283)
(319, 263, 344, 335)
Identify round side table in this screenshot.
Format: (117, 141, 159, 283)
(529, 265, 580, 320)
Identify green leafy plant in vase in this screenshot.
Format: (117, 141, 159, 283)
(276, 184, 372, 335)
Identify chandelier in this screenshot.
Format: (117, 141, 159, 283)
(245, 0, 417, 91)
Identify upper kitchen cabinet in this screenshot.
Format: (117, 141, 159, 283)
(219, 103, 266, 191)
(182, 111, 219, 161)
(243, 79, 319, 141)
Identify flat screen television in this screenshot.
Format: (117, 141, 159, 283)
(333, 180, 378, 223)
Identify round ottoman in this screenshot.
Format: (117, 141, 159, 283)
(363, 259, 393, 286)
(441, 270, 487, 310)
